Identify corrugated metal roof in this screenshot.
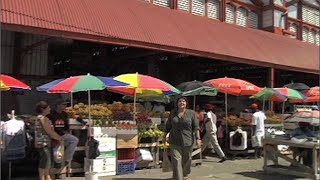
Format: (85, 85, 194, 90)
(1, 0, 319, 74)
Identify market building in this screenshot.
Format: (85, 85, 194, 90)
(1, 0, 320, 179)
(1, 0, 319, 114)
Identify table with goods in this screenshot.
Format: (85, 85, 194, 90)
(64, 101, 168, 176)
(220, 111, 283, 156)
(263, 137, 320, 180)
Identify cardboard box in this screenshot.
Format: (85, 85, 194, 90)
(116, 134, 138, 148)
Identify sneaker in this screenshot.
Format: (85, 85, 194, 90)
(219, 157, 227, 163)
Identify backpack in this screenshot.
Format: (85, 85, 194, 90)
(232, 131, 243, 147)
(87, 138, 100, 159)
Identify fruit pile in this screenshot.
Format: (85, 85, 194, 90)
(115, 121, 137, 129)
(92, 118, 114, 127)
(112, 111, 133, 121)
(223, 115, 252, 126)
(72, 103, 112, 117)
(157, 142, 170, 149)
(136, 112, 152, 124)
(265, 110, 282, 124)
(138, 125, 164, 137)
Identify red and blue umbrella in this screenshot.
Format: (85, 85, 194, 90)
(0, 74, 30, 91)
(44, 74, 128, 93)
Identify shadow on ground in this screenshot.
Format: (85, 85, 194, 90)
(235, 170, 298, 180)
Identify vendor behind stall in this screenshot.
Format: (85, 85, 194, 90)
(291, 122, 315, 167)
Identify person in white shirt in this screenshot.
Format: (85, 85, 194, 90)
(201, 104, 226, 163)
(251, 103, 266, 158)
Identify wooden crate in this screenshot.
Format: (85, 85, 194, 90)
(117, 134, 138, 148)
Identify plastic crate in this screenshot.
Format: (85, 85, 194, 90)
(117, 148, 135, 160)
(116, 159, 135, 175)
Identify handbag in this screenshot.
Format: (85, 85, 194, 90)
(162, 148, 172, 172)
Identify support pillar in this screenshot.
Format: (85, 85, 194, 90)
(269, 67, 275, 111)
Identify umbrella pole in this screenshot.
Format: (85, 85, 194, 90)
(225, 93, 228, 148)
(133, 89, 137, 121)
(88, 90, 92, 135)
(193, 96, 196, 110)
(282, 100, 286, 114)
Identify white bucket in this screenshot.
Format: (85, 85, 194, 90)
(85, 172, 99, 180)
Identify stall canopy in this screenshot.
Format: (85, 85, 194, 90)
(1, 0, 319, 74)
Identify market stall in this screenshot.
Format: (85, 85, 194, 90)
(263, 137, 320, 180)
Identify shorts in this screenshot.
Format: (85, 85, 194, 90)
(38, 147, 53, 169)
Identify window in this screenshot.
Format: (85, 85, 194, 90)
(316, 32, 320, 46)
(236, 7, 247, 27)
(153, 0, 171, 7)
(192, 0, 205, 16)
(287, 5, 298, 19)
(178, 0, 190, 11)
(308, 30, 316, 44)
(226, 4, 235, 24)
(302, 27, 309, 42)
(274, 10, 285, 28)
(248, 11, 258, 29)
(208, 0, 220, 19)
(302, 6, 320, 26)
(289, 24, 297, 39)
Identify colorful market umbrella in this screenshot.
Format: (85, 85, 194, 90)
(108, 73, 180, 115)
(40, 73, 128, 133)
(290, 86, 320, 103)
(177, 80, 217, 109)
(205, 77, 261, 136)
(250, 88, 286, 110)
(273, 88, 305, 100)
(0, 74, 30, 91)
(205, 77, 261, 96)
(36, 78, 65, 91)
(109, 73, 180, 96)
(306, 86, 319, 97)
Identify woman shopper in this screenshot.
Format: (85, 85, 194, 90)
(35, 101, 63, 180)
(162, 97, 201, 180)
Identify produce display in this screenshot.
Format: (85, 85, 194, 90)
(138, 125, 164, 138)
(222, 115, 252, 126)
(157, 142, 170, 149)
(265, 110, 283, 124)
(136, 112, 152, 124)
(148, 111, 170, 118)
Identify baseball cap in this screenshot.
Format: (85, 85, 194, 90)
(251, 103, 259, 109)
(55, 99, 69, 105)
(204, 103, 214, 110)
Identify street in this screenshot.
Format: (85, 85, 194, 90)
(98, 156, 307, 180)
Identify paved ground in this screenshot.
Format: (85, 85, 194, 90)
(8, 156, 312, 180)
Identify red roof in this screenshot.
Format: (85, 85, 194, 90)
(1, 0, 319, 74)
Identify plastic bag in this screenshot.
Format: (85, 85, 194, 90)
(53, 145, 64, 163)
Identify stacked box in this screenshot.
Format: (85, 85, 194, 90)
(87, 127, 116, 176)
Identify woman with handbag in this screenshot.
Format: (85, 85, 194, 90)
(162, 97, 201, 180)
(35, 101, 63, 180)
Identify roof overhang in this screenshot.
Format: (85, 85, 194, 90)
(1, 0, 319, 74)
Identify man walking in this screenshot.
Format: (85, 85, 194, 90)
(250, 103, 266, 158)
(48, 99, 79, 166)
(201, 104, 227, 163)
